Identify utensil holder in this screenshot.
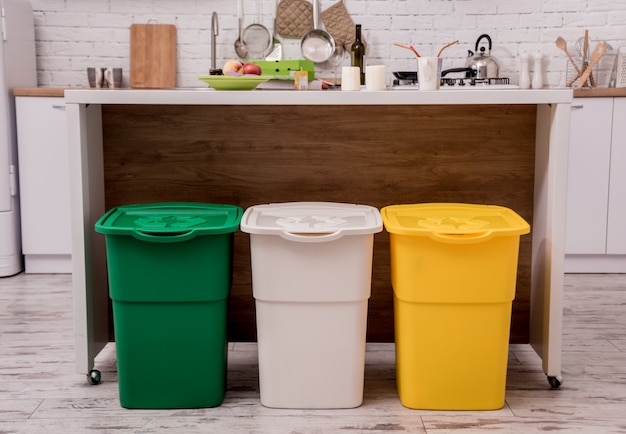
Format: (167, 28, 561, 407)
(565, 58, 598, 88)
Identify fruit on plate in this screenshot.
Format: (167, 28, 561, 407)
(223, 60, 243, 74)
(221, 60, 263, 77)
(242, 63, 262, 75)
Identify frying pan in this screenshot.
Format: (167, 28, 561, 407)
(393, 71, 417, 82)
(301, 0, 335, 63)
(242, 0, 273, 60)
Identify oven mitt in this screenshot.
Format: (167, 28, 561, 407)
(320, 0, 364, 50)
(276, 0, 313, 39)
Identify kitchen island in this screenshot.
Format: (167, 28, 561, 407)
(65, 87, 572, 387)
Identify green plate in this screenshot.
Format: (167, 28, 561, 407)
(197, 75, 271, 90)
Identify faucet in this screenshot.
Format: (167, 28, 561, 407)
(211, 12, 219, 71)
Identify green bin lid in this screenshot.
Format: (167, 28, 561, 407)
(95, 202, 243, 241)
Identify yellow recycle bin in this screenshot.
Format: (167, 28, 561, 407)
(381, 203, 530, 410)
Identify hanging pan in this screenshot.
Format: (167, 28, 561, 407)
(242, 0, 273, 59)
(301, 0, 335, 63)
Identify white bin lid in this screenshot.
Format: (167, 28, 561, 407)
(241, 202, 382, 240)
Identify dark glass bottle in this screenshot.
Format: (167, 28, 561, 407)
(350, 24, 365, 85)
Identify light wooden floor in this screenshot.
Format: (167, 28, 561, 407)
(1, 273, 626, 433)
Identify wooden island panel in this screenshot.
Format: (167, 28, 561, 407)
(101, 103, 536, 343)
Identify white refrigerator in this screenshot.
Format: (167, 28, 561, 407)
(0, 0, 36, 276)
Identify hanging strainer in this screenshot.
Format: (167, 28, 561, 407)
(242, 0, 273, 60)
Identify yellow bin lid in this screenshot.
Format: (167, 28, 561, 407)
(381, 203, 530, 243)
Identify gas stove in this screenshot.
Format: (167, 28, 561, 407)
(392, 71, 517, 90)
(440, 76, 511, 87)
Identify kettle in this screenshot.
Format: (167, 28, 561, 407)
(465, 34, 499, 78)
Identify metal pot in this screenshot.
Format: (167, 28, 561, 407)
(465, 34, 499, 78)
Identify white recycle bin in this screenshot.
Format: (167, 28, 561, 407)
(241, 202, 383, 409)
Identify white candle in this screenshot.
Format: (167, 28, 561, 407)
(366, 65, 386, 91)
(341, 66, 361, 91)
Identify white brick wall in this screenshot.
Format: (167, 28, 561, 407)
(29, 0, 626, 88)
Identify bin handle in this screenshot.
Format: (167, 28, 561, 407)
(279, 230, 344, 243)
(131, 229, 197, 243)
(429, 231, 494, 244)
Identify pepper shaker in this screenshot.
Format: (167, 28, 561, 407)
(519, 52, 531, 89)
(532, 51, 544, 89)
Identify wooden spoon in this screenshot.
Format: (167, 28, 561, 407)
(577, 42, 608, 88)
(556, 36, 581, 75)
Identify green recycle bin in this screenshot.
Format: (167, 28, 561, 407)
(95, 202, 243, 409)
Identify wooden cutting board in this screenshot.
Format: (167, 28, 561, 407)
(130, 23, 177, 89)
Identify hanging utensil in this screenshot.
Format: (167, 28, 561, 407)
(265, 19, 282, 60)
(234, 0, 247, 59)
(265, 0, 282, 61)
(210, 12, 219, 72)
(242, 0, 273, 60)
(301, 0, 335, 64)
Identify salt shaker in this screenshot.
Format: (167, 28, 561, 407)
(519, 52, 531, 89)
(532, 51, 544, 89)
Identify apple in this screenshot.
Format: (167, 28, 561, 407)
(242, 63, 262, 75)
(223, 60, 243, 74)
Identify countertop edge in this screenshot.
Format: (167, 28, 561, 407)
(63, 88, 574, 105)
(15, 86, 626, 99)
(13, 87, 68, 97)
(573, 87, 626, 97)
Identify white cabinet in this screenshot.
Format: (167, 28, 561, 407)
(565, 97, 626, 272)
(607, 98, 626, 254)
(15, 96, 71, 273)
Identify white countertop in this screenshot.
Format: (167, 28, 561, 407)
(64, 87, 573, 106)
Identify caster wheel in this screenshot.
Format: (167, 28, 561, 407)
(548, 375, 563, 388)
(88, 369, 102, 385)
